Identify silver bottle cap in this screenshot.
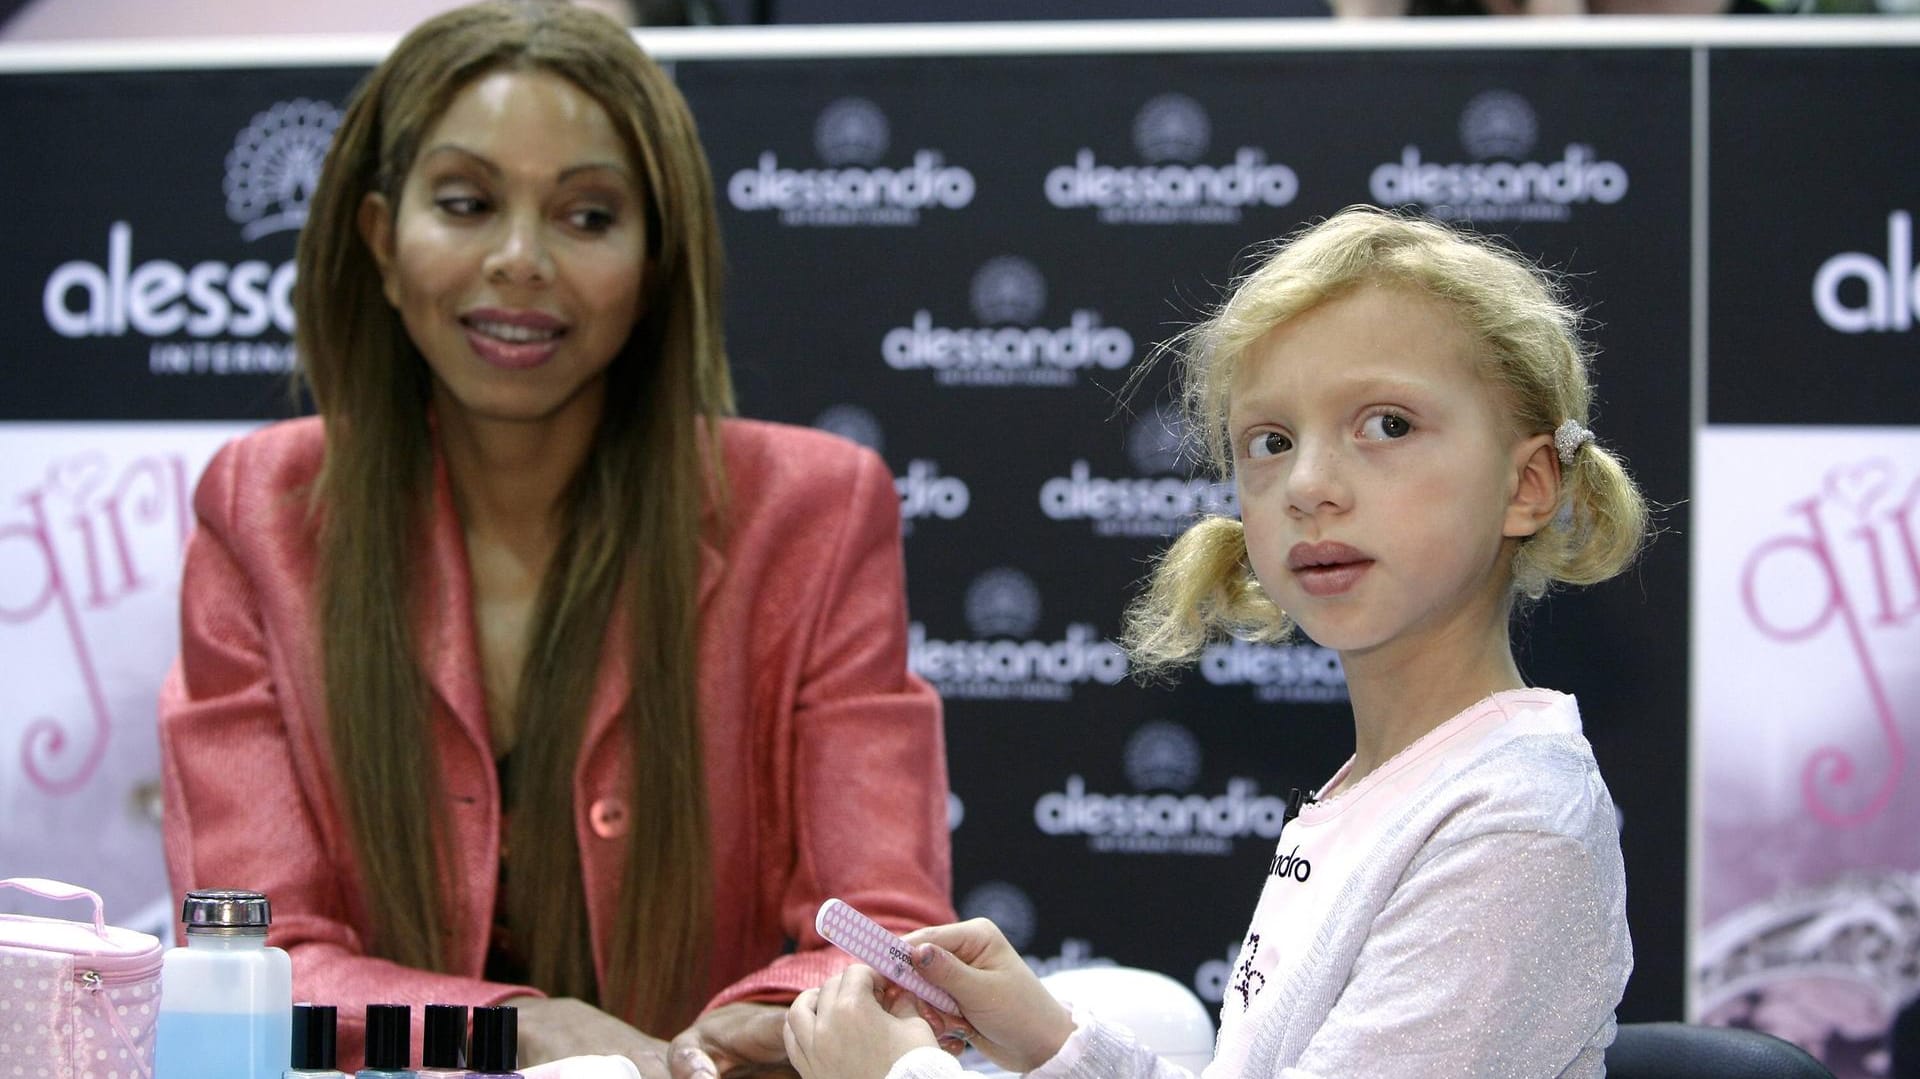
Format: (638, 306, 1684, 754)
(181, 890, 272, 929)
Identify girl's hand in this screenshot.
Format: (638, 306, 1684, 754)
(507, 997, 674, 1078)
(900, 919, 1077, 1074)
(666, 1001, 790, 1078)
(784, 966, 935, 1079)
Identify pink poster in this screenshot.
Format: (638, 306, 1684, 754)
(1694, 426, 1920, 1077)
(0, 423, 254, 937)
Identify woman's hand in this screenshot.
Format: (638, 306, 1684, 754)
(666, 1001, 791, 1077)
(508, 997, 674, 1078)
(899, 919, 1076, 1074)
(784, 966, 936, 1079)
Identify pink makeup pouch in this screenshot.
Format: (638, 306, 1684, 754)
(0, 877, 163, 1079)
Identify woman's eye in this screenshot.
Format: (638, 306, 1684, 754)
(1246, 431, 1292, 459)
(567, 207, 617, 232)
(1361, 412, 1412, 440)
(435, 195, 487, 217)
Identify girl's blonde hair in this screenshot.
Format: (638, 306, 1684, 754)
(1125, 205, 1647, 671)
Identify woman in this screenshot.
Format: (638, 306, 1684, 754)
(159, 3, 953, 1074)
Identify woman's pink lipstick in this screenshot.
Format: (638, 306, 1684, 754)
(1288, 541, 1374, 597)
(462, 308, 567, 370)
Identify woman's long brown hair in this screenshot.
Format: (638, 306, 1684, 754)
(293, 0, 733, 1033)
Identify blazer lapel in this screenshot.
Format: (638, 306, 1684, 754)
(414, 415, 730, 783)
(418, 448, 492, 755)
(576, 536, 725, 765)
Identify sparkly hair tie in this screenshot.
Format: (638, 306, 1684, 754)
(1554, 419, 1594, 466)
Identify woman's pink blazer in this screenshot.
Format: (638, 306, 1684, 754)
(160, 416, 954, 1065)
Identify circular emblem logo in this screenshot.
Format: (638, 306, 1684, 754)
(1132, 93, 1211, 164)
(969, 256, 1047, 326)
(812, 404, 884, 454)
(964, 567, 1042, 638)
(814, 97, 890, 167)
(1126, 401, 1191, 476)
(225, 98, 342, 241)
(960, 882, 1038, 952)
(1123, 721, 1203, 793)
(1458, 90, 1538, 161)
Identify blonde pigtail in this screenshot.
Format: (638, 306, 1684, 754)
(1557, 441, 1648, 588)
(1123, 516, 1290, 677)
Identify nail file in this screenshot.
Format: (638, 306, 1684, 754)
(815, 898, 960, 1014)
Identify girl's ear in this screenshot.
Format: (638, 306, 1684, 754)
(1503, 433, 1561, 539)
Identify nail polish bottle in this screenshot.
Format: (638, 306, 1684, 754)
(465, 1005, 522, 1078)
(286, 1003, 349, 1079)
(419, 1004, 468, 1077)
(358, 1003, 416, 1078)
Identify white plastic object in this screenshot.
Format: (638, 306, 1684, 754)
(521, 1057, 643, 1079)
(155, 892, 293, 1079)
(960, 966, 1216, 1076)
(1042, 966, 1214, 1073)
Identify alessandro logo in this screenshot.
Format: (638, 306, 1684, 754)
(1369, 91, 1628, 223)
(1127, 721, 1204, 790)
(43, 223, 296, 342)
(908, 567, 1127, 700)
(226, 98, 340, 241)
(1035, 720, 1291, 855)
(40, 98, 339, 376)
(958, 882, 1114, 977)
(882, 256, 1135, 387)
(1813, 211, 1918, 334)
(960, 882, 1038, 950)
(727, 97, 976, 226)
(1047, 93, 1298, 225)
(1200, 638, 1348, 704)
(1040, 405, 1236, 537)
(811, 405, 970, 530)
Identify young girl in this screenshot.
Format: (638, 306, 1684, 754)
(782, 205, 1648, 1078)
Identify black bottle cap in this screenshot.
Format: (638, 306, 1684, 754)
(469, 1005, 518, 1073)
(364, 1003, 412, 1070)
(423, 1003, 469, 1068)
(291, 1003, 337, 1070)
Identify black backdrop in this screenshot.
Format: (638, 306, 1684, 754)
(7, 30, 1916, 1045)
(676, 47, 1693, 1024)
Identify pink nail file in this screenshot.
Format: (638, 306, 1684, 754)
(815, 898, 960, 1014)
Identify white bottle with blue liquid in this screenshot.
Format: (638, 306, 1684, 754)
(156, 890, 294, 1079)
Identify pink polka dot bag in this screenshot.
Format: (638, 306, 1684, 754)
(0, 878, 162, 1079)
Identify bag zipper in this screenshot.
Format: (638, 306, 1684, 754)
(77, 957, 161, 989)
(79, 965, 159, 1079)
